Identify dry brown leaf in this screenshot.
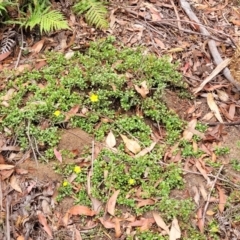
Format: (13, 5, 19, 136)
(106, 131, 116, 148)
(62, 212, 69, 226)
(182, 119, 197, 140)
(216, 90, 229, 102)
(0, 164, 14, 170)
(136, 199, 155, 208)
(207, 93, 223, 123)
(0, 145, 20, 151)
(16, 236, 24, 240)
(152, 212, 170, 234)
(42, 199, 51, 215)
(230, 18, 240, 26)
(144, 2, 162, 21)
(68, 205, 96, 216)
(10, 175, 22, 193)
(30, 39, 45, 53)
(107, 190, 120, 216)
(64, 105, 80, 121)
(139, 218, 155, 231)
(38, 211, 53, 238)
(229, 104, 236, 120)
(75, 228, 82, 240)
(202, 112, 214, 121)
(35, 60, 47, 70)
(197, 208, 204, 233)
(54, 148, 62, 163)
(195, 160, 210, 183)
(154, 38, 165, 49)
(192, 186, 200, 206)
(167, 47, 184, 53)
(134, 142, 156, 158)
(16, 64, 32, 73)
(134, 81, 149, 98)
(0, 51, 11, 61)
(120, 134, 141, 154)
(113, 217, 122, 238)
(99, 217, 115, 229)
(199, 184, 208, 201)
(0, 169, 14, 180)
(0, 88, 15, 101)
(169, 218, 181, 240)
(128, 218, 154, 227)
(217, 186, 227, 213)
(206, 210, 216, 216)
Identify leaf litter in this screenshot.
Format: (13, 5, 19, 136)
(1, 0, 240, 239)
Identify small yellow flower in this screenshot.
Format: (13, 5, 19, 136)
(128, 179, 136, 185)
(62, 180, 69, 187)
(54, 110, 61, 117)
(74, 166, 81, 174)
(90, 93, 99, 102)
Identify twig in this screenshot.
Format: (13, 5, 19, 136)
(91, 140, 94, 174)
(6, 196, 10, 240)
(26, 120, 38, 167)
(202, 165, 224, 225)
(200, 121, 240, 126)
(15, 28, 24, 69)
(170, 0, 182, 34)
(124, 8, 231, 43)
(33, 137, 48, 162)
(0, 180, 2, 211)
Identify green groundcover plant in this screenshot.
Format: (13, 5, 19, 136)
(0, 36, 186, 156)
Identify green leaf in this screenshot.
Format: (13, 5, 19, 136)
(74, 0, 109, 29)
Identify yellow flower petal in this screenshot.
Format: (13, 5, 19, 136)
(74, 166, 81, 174)
(54, 110, 61, 117)
(128, 179, 136, 185)
(63, 180, 69, 187)
(90, 94, 99, 102)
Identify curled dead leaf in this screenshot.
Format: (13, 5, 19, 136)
(169, 218, 181, 240)
(120, 134, 141, 154)
(10, 175, 22, 193)
(68, 205, 96, 216)
(152, 212, 170, 234)
(134, 81, 149, 98)
(38, 211, 53, 238)
(207, 93, 223, 123)
(106, 131, 116, 148)
(107, 190, 120, 216)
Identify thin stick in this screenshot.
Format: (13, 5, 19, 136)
(170, 0, 182, 33)
(200, 121, 240, 126)
(91, 140, 94, 174)
(33, 137, 48, 162)
(202, 165, 224, 225)
(0, 180, 2, 211)
(26, 120, 38, 167)
(15, 28, 24, 69)
(6, 196, 10, 240)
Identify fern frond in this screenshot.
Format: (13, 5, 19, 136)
(0, 0, 14, 16)
(40, 9, 69, 33)
(24, 2, 69, 33)
(73, 0, 109, 30)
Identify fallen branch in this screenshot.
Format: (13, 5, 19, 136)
(179, 0, 240, 91)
